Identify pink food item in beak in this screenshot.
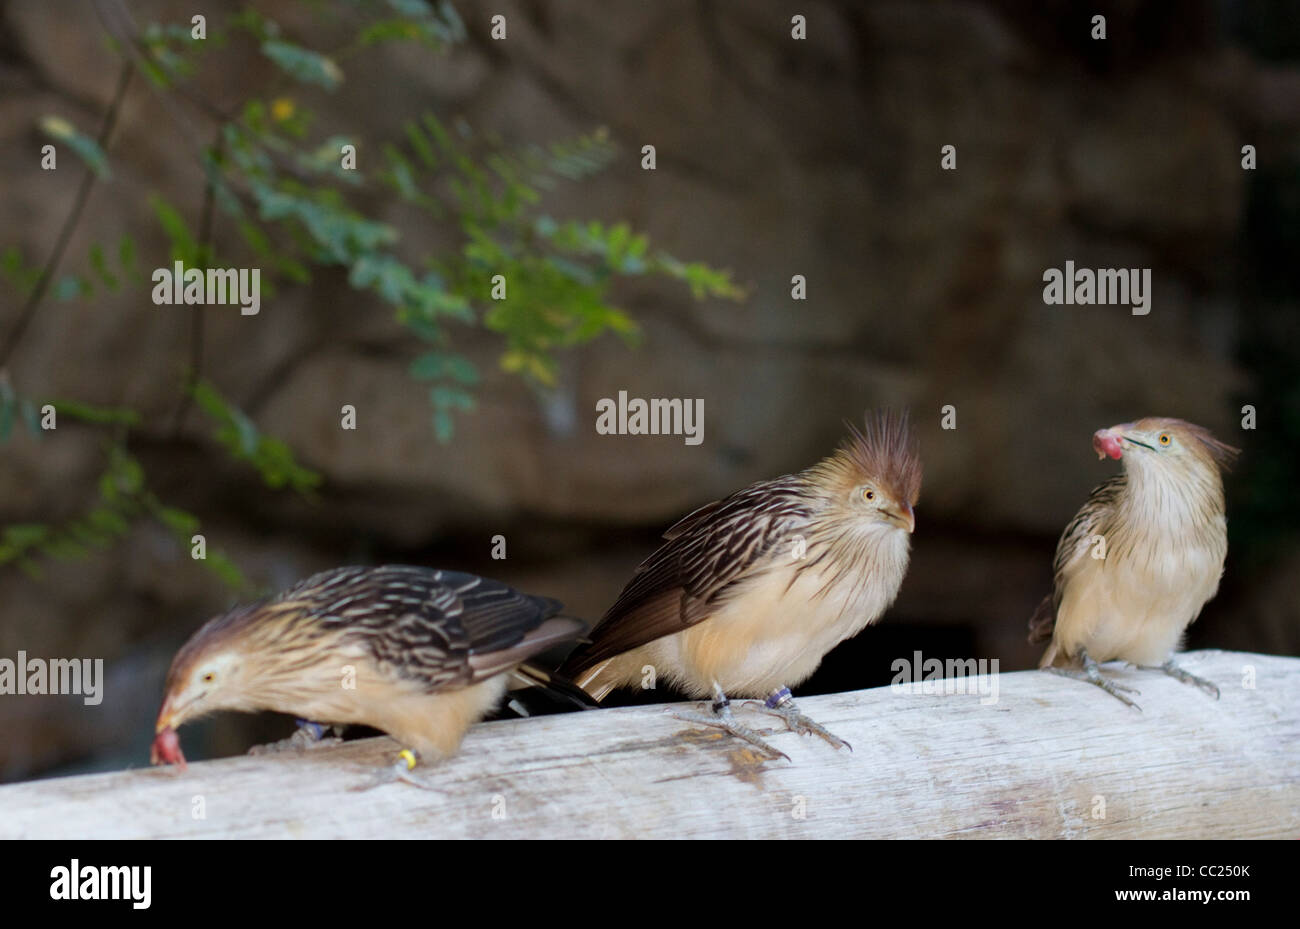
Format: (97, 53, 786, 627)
(151, 726, 186, 770)
(1092, 429, 1123, 460)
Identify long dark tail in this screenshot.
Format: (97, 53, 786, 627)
(507, 661, 600, 713)
(1027, 594, 1056, 645)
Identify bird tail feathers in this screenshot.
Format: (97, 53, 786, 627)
(509, 661, 600, 711)
(1027, 594, 1056, 646)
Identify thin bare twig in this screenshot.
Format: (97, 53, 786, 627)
(169, 134, 223, 434)
(0, 62, 133, 368)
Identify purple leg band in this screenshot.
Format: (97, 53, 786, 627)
(765, 687, 793, 709)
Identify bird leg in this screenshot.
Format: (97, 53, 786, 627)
(748, 686, 852, 751)
(248, 719, 345, 755)
(669, 683, 789, 761)
(1135, 660, 1220, 699)
(349, 748, 441, 792)
(1047, 648, 1142, 711)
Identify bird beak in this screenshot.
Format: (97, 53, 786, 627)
(887, 503, 916, 534)
(1106, 422, 1154, 452)
(1093, 422, 1150, 459)
(155, 694, 180, 733)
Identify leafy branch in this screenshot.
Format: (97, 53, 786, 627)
(0, 0, 746, 589)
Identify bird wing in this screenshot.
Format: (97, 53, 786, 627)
(298, 565, 583, 692)
(562, 476, 814, 675)
(1028, 474, 1126, 644)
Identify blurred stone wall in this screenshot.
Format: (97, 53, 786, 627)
(0, 0, 1297, 779)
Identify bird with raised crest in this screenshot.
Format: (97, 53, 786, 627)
(560, 409, 921, 759)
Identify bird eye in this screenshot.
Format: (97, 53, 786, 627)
(1158, 433, 1171, 446)
(202, 672, 215, 684)
(862, 488, 875, 501)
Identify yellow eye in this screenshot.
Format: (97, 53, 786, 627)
(1158, 433, 1171, 446)
(202, 672, 215, 684)
(862, 489, 875, 501)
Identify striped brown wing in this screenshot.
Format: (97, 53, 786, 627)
(563, 476, 814, 675)
(283, 565, 583, 691)
(1028, 475, 1125, 644)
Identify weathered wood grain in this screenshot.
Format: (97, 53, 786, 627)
(1, 649, 1296, 838)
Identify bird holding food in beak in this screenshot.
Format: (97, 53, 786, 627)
(151, 565, 585, 783)
(1029, 417, 1239, 708)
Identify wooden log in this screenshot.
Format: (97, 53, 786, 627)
(1, 649, 1296, 838)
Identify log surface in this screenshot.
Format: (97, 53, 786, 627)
(1, 649, 1296, 839)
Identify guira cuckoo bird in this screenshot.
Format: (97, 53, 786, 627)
(560, 409, 921, 758)
(1029, 417, 1238, 709)
(151, 565, 584, 781)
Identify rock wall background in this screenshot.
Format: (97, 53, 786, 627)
(1, 0, 1297, 780)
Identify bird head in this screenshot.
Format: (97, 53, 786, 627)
(154, 602, 270, 735)
(1092, 417, 1239, 476)
(809, 409, 922, 534)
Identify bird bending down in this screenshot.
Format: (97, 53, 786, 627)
(561, 409, 921, 759)
(151, 565, 585, 784)
(1029, 417, 1238, 709)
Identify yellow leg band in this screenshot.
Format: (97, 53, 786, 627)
(398, 749, 417, 771)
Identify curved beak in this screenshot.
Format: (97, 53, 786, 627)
(1120, 432, 1153, 451)
(887, 503, 916, 534)
(154, 692, 186, 733)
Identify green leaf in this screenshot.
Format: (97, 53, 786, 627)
(19, 399, 40, 435)
(52, 275, 91, 301)
(3, 524, 49, 548)
(430, 385, 476, 443)
(155, 506, 200, 534)
(89, 243, 120, 291)
(40, 535, 88, 560)
(117, 234, 144, 285)
(87, 507, 131, 536)
(359, 20, 424, 46)
(261, 39, 343, 90)
(111, 453, 145, 495)
(409, 352, 478, 384)
(40, 116, 110, 178)
(191, 380, 322, 495)
(238, 220, 274, 258)
(203, 549, 249, 590)
(0, 391, 12, 442)
(51, 399, 142, 427)
(149, 194, 199, 265)
(387, 0, 434, 15)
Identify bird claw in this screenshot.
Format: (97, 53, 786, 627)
(669, 708, 790, 762)
(347, 750, 439, 792)
(744, 700, 852, 751)
(248, 721, 344, 755)
(1047, 665, 1143, 711)
(1136, 661, 1220, 700)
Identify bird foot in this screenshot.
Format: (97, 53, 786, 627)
(1047, 664, 1142, 711)
(1136, 661, 1220, 699)
(248, 720, 344, 755)
(668, 705, 789, 762)
(348, 749, 439, 792)
(747, 698, 852, 751)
